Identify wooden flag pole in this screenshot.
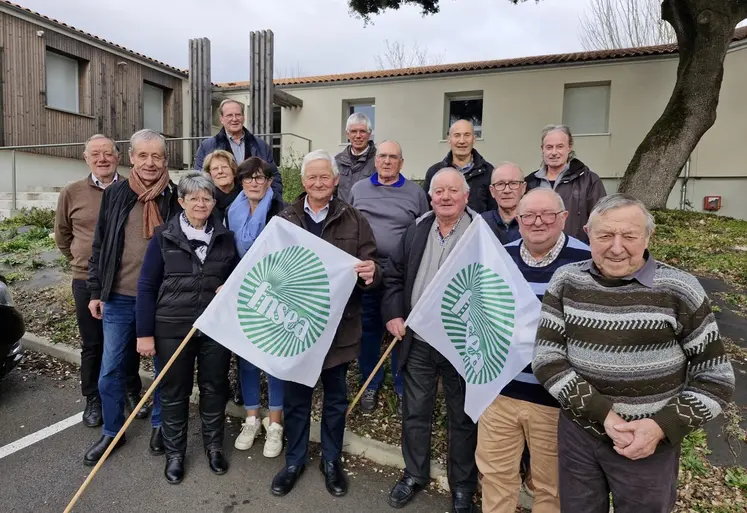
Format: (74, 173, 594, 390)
(347, 334, 402, 417)
(63, 326, 198, 513)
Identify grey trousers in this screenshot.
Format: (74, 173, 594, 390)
(558, 412, 680, 513)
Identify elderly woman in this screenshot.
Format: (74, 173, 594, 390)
(202, 149, 240, 218)
(227, 157, 287, 458)
(136, 172, 238, 484)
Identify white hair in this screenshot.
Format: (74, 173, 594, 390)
(301, 149, 339, 179)
(518, 188, 566, 212)
(491, 161, 524, 181)
(84, 134, 119, 155)
(129, 129, 167, 156)
(585, 193, 656, 236)
(177, 171, 216, 199)
(219, 99, 244, 115)
(428, 167, 470, 196)
(345, 112, 372, 132)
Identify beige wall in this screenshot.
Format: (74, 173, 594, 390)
(274, 44, 746, 218)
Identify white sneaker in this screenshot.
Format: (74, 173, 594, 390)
(234, 416, 261, 450)
(262, 416, 284, 458)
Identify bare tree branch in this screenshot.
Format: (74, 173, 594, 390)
(579, 0, 676, 50)
(374, 39, 445, 69)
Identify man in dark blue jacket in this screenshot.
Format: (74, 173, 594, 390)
(194, 99, 283, 198)
(480, 162, 525, 244)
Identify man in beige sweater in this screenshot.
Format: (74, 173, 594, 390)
(55, 134, 149, 428)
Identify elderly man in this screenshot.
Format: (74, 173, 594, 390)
(533, 193, 735, 513)
(481, 162, 526, 244)
(423, 120, 495, 214)
(55, 135, 149, 428)
(272, 150, 381, 498)
(525, 125, 606, 243)
(335, 112, 376, 203)
(477, 189, 590, 513)
(383, 168, 479, 513)
(84, 129, 181, 466)
(349, 140, 429, 414)
(194, 99, 282, 198)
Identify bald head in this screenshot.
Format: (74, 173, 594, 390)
(518, 188, 565, 214)
(448, 120, 475, 161)
(489, 162, 526, 215)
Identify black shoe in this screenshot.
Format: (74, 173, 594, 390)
(82, 396, 103, 427)
(319, 459, 348, 497)
(206, 448, 228, 475)
(83, 434, 126, 466)
(232, 386, 243, 406)
(451, 491, 475, 513)
(125, 393, 151, 420)
(164, 455, 185, 484)
(271, 465, 305, 496)
(149, 427, 164, 456)
(388, 473, 423, 509)
(396, 395, 403, 417)
(360, 388, 378, 414)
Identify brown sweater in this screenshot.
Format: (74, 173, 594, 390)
(112, 201, 150, 297)
(54, 176, 105, 280)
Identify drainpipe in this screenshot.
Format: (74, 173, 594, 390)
(11, 150, 17, 213)
(679, 157, 691, 210)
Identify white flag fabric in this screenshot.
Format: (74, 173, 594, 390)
(405, 215, 542, 422)
(194, 216, 360, 387)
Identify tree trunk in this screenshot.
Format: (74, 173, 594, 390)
(618, 0, 747, 208)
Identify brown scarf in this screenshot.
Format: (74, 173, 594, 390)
(128, 167, 170, 239)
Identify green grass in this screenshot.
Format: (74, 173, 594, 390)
(650, 210, 747, 288)
(280, 166, 303, 204)
(680, 429, 711, 477)
(0, 207, 58, 281)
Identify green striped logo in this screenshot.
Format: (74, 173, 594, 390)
(441, 263, 516, 385)
(237, 245, 330, 357)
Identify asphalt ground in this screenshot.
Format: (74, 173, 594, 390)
(0, 361, 451, 513)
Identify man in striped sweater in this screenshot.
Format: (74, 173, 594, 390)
(476, 189, 590, 513)
(533, 193, 735, 513)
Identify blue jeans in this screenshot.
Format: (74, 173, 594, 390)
(358, 291, 403, 396)
(99, 294, 161, 437)
(239, 358, 284, 411)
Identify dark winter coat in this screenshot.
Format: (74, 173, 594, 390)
(334, 141, 377, 204)
(422, 149, 497, 214)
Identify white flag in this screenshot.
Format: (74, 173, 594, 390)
(194, 216, 360, 387)
(405, 216, 542, 422)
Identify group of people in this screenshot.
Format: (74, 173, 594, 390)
(53, 100, 735, 513)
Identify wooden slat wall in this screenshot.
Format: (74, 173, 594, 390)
(0, 12, 184, 166)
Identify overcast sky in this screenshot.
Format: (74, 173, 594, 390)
(19, 0, 590, 82)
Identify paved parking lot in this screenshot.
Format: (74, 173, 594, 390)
(0, 359, 451, 513)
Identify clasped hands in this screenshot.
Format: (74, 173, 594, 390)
(604, 410, 665, 460)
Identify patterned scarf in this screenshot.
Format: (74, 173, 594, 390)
(128, 167, 170, 239)
(179, 212, 213, 263)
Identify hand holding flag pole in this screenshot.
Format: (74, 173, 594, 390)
(63, 326, 199, 513)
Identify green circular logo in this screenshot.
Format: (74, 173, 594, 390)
(237, 245, 331, 357)
(441, 263, 516, 385)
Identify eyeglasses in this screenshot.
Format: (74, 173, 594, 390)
(184, 196, 215, 205)
(222, 113, 244, 119)
(490, 181, 524, 191)
(242, 175, 267, 184)
(518, 211, 565, 226)
(376, 153, 401, 161)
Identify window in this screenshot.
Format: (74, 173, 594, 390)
(444, 92, 483, 138)
(46, 50, 80, 113)
(342, 99, 375, 141)
(562, 83, 611, 134)
(143, 83, 165, 133)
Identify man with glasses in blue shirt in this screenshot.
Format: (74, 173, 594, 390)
(481, 162, 527, 244)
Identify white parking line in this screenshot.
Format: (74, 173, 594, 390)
(0, 412, 82, 460)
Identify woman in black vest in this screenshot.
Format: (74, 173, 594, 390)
(136, 171, 238, 484)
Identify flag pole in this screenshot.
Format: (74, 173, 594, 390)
(347, 334, 402, 417)
(63, 326, 199, 513)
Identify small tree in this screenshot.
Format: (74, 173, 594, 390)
(579, 0, 676, 50)
(374, 39, 444, 69)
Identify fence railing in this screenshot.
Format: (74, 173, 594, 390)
(0, 133, 312, 212)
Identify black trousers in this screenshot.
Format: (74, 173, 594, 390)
(155, 334, 231, 457)
(402, 340, 478, 493)
(284, 362, 349, 467)
(71, 279, 141, 398)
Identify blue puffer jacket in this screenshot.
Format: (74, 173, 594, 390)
(194, 127, 283, 198)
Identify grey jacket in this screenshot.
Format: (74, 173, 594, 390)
(334, 141, 376, 203)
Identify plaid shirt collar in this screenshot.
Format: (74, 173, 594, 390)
(520, 232, 567, 267)
(435, 213, 466, 248)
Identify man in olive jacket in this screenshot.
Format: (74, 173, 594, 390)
(271, 149, 381, 499)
